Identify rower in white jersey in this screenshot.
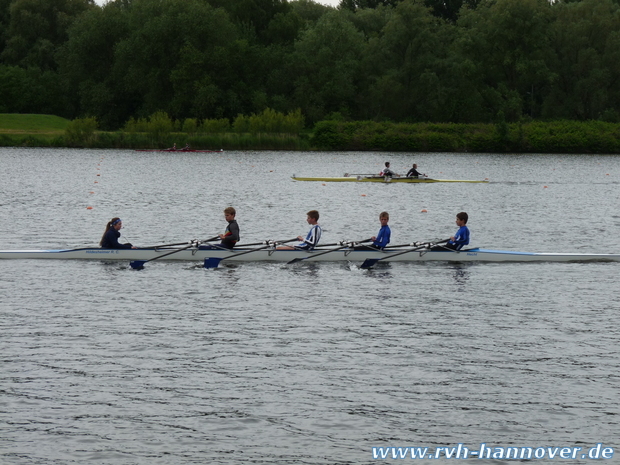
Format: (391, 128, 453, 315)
(277, 210, 321, 250)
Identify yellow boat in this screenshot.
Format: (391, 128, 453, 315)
(291, 174, 488, 183)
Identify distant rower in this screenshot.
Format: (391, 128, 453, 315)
(379, 162, 397, 177)
(406, 163, 426, 178)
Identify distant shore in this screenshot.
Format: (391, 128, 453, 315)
(1, 114, 619, 153)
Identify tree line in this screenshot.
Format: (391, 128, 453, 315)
(1, 0, 620, 131)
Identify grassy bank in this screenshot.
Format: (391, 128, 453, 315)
(0, 114, 311, 150)
(2, 114, 620, 153)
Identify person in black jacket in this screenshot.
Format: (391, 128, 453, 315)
(218, 207, 240, 249)
(406, 163, 426, 177)
(100, 217, 135, 249)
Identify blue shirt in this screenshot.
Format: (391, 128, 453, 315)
(449, 225, 470, 250)
(372, 225, 391, 249)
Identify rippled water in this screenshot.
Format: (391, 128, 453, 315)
(2, 148, 620, 464)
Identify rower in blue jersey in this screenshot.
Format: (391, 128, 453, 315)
(278, 210, 321, 250)
(433, 212, 470, 251)
(99, 217, 136, 249)
(371, 211, 391, 249)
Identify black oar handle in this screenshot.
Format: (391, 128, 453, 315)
(144, 235, 219, 249)
(287, 238, 372, 264)
(219, 238, 298, 260)
(360, 239, 450, 269)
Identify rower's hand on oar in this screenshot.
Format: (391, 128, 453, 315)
(287, 238, 371, 265)
(360, 239, 449, 269)
(204, 238, 298, 269)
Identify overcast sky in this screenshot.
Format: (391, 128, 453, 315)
(93, 0, 340, 7)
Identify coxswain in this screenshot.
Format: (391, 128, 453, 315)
(99, 218, 136, 249)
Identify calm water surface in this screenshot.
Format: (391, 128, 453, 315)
(1, 148, 620, 464)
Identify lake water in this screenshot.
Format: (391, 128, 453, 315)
(1, 148, 620, 464)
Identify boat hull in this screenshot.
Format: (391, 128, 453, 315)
(1, 247, 619, 263)
(291, 176, 488, 183)
(134, 149, 223, 153)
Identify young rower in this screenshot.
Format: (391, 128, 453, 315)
(278, 210, 321, 250)
(100, 217, 136, 249)
(406, 163, 426, 177)
(432, 212, 470, 251)
(218, 207, 240, 249)
(371, 211, 391, 249)
(379, 162, 396, 177)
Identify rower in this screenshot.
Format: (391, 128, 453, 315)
(182, 143, 191, 151)
(218, 207, 240, 249)
(371, 212, 391, 249)
(99, 218, 136, 249)
(277, 210, 321, 250)
(431, 212, 470, 251)
(379, 162, 397, 177)
(406, 163, 426, 178)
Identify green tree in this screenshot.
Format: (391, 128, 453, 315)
(0, 64, 65, 114)
(58, 1, 133, 126)
(1, 0, 93, 70)
(423, 0, 482, 23)
(292, 10, 365, 122)
(542, 0, 620, 120)
(360, 0, 453, 121)
(339, 0, 401, 12)
(458, 0, 556, 121)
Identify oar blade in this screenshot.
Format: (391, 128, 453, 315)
(360, 258, 380, 269)
(130, 260, 146, 270)
(204, 257, 223, 269)
(287, 257, 304, 264)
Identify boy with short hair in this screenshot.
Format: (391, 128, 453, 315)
(371, 212, 391, 249)
(444, 212, 469, 250)
(278, 210, 321, 250)
(219, 207, 240, 249)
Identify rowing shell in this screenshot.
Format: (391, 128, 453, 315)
(134, 149, 224, 153)
(291, 175, 488, 183)
(1, 246, 619, 262)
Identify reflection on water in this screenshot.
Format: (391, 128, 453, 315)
(449, 263, 472, 289)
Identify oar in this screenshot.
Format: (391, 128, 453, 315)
(130, 241, 197, 269)
(360, 239, 450, 269)
(287, 239, 371, 264)
(384, 238, 444, 249)
(204, 238, 298, 269)
(143, 235, 219, 249)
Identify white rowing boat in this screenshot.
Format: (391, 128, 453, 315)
(1, 245, 619, 263)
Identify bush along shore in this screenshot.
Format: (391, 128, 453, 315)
(312, 120, 620, 154)
(1, 113, 620, 153)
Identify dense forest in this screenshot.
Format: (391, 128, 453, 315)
(1, 0, 620, 130)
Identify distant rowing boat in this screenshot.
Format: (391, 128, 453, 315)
(291, 175, 488, 183)
(1, 246, 618, 263)
(134, 149, 224, 153)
